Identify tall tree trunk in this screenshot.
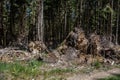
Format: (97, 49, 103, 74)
(64, 2, 67, 37)
(0, 1, 3, 45)
(37, 0, 44, 42)
(116, 0, 119, 45)
(79, 0, 83, 27)
(19, 5, 26, 34)
(17, 4, 27, 45)
(10, 0, 15, 36)
(110, 0, 113, 42)
(76, 0, 83, 28)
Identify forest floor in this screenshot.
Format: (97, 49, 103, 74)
(0, 60, 120, 80)
(67, 68, 120, 80)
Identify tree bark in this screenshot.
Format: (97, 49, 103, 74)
(37, 0, 44, 42)
(110, 0, 113, 42)
(116, 0, 119, 45)
(0, 1, 3, 45)
(10, 0, 15, 36)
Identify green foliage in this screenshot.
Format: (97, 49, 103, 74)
(43, 68, 74, 80)
(99, 74, 120, 80)
(0, 60, 44, 77)
(0, 61, 76, 79)
(47, 68, 74, 75)
(103, 4, 114, 14)
(43, 68, 74, 77)
(92, 60, 102, 69)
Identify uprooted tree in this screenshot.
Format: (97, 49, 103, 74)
(52, 27, 120, 65)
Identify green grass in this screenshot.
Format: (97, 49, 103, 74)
(43, 68, 75, 79)
(1, 60, 118, 80)
(99, 74, 120, 80)
(114, 64, 120, 68)
(0, 60, 44, 79)
(47, 68, 74, 75)
(92, 60, 102, 69)
(0, 61, 76, 80)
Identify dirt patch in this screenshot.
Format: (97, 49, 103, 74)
(67, 68, 120, 80)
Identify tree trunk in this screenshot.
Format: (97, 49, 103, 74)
(0, 1, 3, 45)
(116, 0, 119, 45)
(110, 0, 113, 42)
(37, 0, 44, 42)
(10, 0, 15, 37)
(19, 5, 26, 34)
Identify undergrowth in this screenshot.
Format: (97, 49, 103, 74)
(0, 61, 75, 80)
(0, 60, 44, 79)
(99, 74, 120, 80)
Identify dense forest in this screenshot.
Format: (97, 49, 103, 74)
(0, 0, 119, 48)
(0, 0, 120, 64)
